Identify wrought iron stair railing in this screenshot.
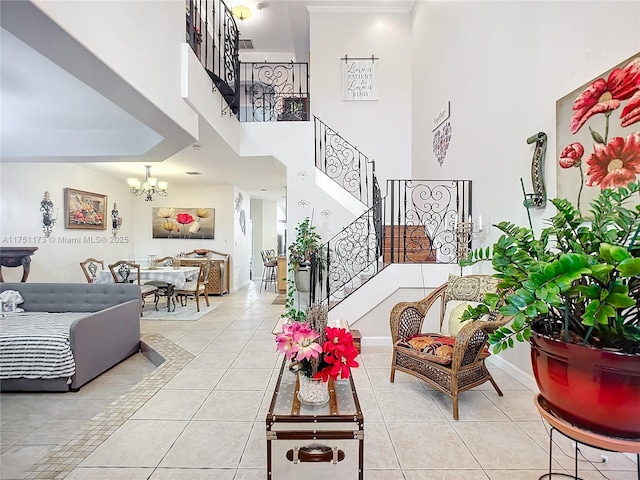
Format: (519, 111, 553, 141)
(314, 116, 377, 207)
(309, 179, 472, 309)
(186, 0, 310, 120)
(187, 0, 240, 115)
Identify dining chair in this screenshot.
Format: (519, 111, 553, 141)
(174, 260, 212, 312)
(155, 256, 175, 267)
(79, 258, 104, 283)
(145, 256, 176, 311)
(108, 260, 158, 315)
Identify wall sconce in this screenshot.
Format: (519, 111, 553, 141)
(321, 210, 332, 219)
(40, 191, 58, 238)
(298, 199, 309, 208)
(111, 203, 123, 237)
(455, 213, 488, 260)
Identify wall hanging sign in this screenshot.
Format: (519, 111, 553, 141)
(556, 52, 639, 213)
(341, 55, 378, 101)
(153, 207, 215, 239)
(432, 102, 450, 131)
(64, 188, 107, 230)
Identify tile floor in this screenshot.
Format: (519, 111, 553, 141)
(1, 281, 638, 480)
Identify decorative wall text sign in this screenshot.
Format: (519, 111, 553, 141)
(342, 57, 377, 101)
(432, 102, 451, 131)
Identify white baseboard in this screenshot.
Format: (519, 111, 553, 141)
(485, 354, 538, 392)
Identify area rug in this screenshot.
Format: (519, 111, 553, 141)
(272, 294, 286, 305)
(141, 302, 215, 321)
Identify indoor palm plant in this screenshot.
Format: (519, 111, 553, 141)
(461, 181, 640, 438)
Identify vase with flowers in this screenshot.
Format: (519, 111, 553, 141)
(275, 303, 359, 406)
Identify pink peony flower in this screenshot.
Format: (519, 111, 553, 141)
(559, 142, 585, 169)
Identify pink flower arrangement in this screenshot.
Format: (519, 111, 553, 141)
(275, 321, 359, 382)
(559, 56, 640, 211)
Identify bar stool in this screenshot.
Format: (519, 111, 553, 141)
(260, 250, 278, 292)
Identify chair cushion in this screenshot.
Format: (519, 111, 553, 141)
(141, 285, 158, 296)
(176, 282, 204, 294)
(396, 334, 456, 365)
(442, 300, 489, 337)
(444, 274, 499, 303)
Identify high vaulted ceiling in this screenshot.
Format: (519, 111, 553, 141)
(0, 0, 413, 202)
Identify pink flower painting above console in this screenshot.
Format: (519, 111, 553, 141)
(152, 207, 215, 239)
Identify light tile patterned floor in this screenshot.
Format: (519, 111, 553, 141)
(1, 281, 638, 479)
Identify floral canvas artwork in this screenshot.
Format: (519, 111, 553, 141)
(152, 207, 215, 239)
(65, 188, 107, 230)
(556, 53, 640, 213)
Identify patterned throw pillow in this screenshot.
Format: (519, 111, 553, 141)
(441, 300, 490, 337)
(396, 334, 456, 365)
(444, 274, 499, 303)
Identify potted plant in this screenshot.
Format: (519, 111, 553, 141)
(281, 217, 323, 321)
(461, 181, 640, 438)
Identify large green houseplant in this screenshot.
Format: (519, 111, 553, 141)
(462, 181, 640, 353)
(282, 217, 323, 321)
(461, 181, 640, 438)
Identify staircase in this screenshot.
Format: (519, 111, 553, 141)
(312, 117, 472, 310)
(185, 2, 471, 310)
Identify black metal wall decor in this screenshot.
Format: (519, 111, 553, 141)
(111, 203, 122, 237)
(40, 191, 57, 237)
(523, 131, 548, 209)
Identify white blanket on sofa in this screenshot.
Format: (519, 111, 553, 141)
(0, 312, 89, 380)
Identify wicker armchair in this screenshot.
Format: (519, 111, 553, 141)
(389, 275, 511, 420)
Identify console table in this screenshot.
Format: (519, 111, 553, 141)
(0, 247, 39, 282)
(180, 250, 230, 295)
(266, 358, 364, 479)
(535, 394, 640, 480)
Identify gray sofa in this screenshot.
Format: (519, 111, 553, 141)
(0, 282, 141, 392)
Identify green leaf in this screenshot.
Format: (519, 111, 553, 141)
(603, 293, 636, 309)
(617, 257, 640, 277)
(600, 243, 631, 262)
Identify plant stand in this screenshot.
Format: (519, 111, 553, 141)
(534, 394, 640, 480)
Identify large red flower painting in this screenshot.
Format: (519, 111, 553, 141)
(557, 53, 640, 212)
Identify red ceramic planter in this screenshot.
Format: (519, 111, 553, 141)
(530, 333, 640, 439)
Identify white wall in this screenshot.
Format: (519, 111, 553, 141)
(0, 163, 135, 283)
(232, 186, 252, 290)
(32, 0, 198, 141)
(411, 0, 640, 373)
(129, 183, 235, 263)
(0, 163, 240, 286)
(309, 8, 413, 188)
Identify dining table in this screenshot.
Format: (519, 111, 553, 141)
(94, 266, 200, 311)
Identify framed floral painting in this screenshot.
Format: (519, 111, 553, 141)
(556, 53, 639, 213)
(64, 188, 107, 230)
(152, 207, 215, 239)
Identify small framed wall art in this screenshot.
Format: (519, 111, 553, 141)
(64, 188, 107, 230)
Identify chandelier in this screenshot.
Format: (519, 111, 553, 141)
(232, 5, 252, 21)
(127, 165, 168, 201)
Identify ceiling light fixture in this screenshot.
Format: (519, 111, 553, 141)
(232, 5, 252, 21)
(127, 165, 168, 202)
